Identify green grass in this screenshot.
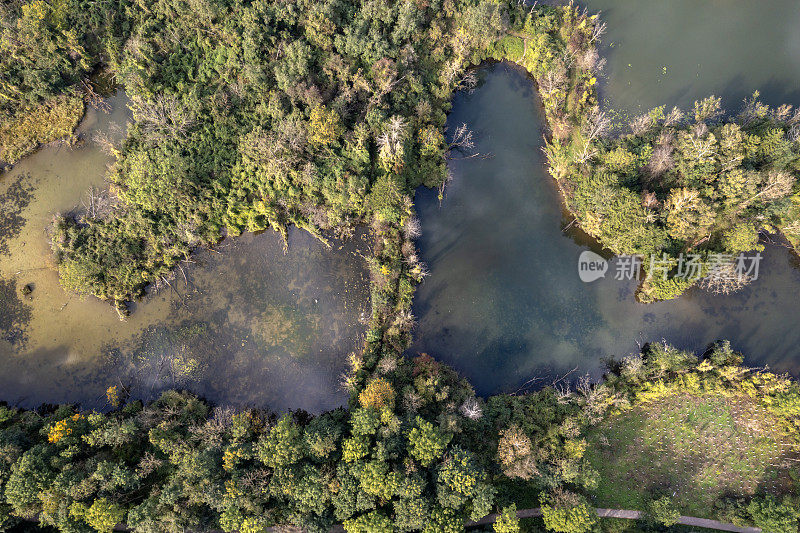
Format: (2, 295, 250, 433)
(585, 393, 795, 518)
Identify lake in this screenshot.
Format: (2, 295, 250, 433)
(411, 58, 800, 396)
(585, 0, 800, 113)
(3, 0, 800, 406)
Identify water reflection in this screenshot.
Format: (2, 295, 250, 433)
(0, 95, 369, 412)
(411, 64, 800, 396)
(583, 0, 800, 113)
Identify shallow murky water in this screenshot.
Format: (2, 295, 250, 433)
(411, 64, 800, 396)
(0, 95, 369, 412)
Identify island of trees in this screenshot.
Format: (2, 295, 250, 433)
(1, 0, 799, 531)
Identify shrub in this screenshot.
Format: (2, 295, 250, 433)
(747, 496, 800, 533)
(646, 496, 680, 527)
(539, 490, 597, 533)
(494, 504, 520, 533)
(0, 94, 84, 163)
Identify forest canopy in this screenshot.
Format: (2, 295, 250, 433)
(24, 0, 609, 317)
(550, 94, 800, 301)
(1, 342, 799, 533)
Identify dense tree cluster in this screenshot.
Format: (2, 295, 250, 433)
(48, 0, 515, 311)
(1, 341, 798, 533)
(549, 93, 800, 301)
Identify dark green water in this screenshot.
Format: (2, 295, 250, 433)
(411, 63, 800, 396)
(585, 0, 800, 113)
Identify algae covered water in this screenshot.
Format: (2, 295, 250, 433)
(0, 95, 369, 411)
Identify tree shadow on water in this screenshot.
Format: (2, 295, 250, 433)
(0, 173, 35, 256)
(0, 277, 31, 347)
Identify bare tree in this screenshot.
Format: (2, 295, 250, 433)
(437, 168, 454, 205)
(738, 170, 795, 208)
(456, 71, 478, 94)
(402, 389, 422, 412)
(136, 452, 165, 479)
(130, 94, 196, 139)
(789, 123, 800, 144)
(369, 59, 406, 106)
(644, 139, 674, 181)
(663, 106, 685, 127)
(773, 104, 793, 122)
(376, 355, 398, 375)
(82, 186, 119, 220)
(92, 123, 124, 156)
(246, 118, 306, 176)
(459, 397, 483, 420)
(448, 122, 474, 153)
(576, 48, 600, 71)
(497, 425, 537, 479)
(402, 215, 421, 239)
(576, 108, 610, 163)
(629, 113, 652, 136)
(81, 78, 111, 113)
(590, 18, 607, 44)
(700, 261, 751, 295)
(439, 123, 483, 203)
(392, 309, 416, 331)
(681, 124, 716, 163)
(538, 65, 568, 99)
(377, 116, 407, 167)
(783, 220, 800, 237)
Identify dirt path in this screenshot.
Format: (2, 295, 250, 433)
(262, 507, 761, 532)
(465, 507, 762, 532)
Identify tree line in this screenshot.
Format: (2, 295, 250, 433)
(1, 342, 799, 532)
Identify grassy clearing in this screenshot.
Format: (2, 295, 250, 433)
(0, 93, 85, 164)
(585, 393, 797, 517)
